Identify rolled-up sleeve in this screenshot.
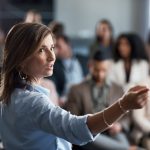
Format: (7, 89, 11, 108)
(29, 94, 98, 145)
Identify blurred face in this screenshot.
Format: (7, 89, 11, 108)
(34, 14, 42, 23)
(118, 38, 131, 59)
(25, 12, 42, 23)
(22, 34, 56, 81)
(89, 60, 110, 84)
(96, 23, 112, 41)
(56, 38, 72, 59)
(25, 12, 35, 23)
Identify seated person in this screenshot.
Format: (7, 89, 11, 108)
(108, 33, 149, 92)
(65, 50, 134, 150)
(89, 19, 114, 58)
(50, 34, 83, 100)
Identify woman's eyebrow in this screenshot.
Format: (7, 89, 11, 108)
(40, 45, 47, 48)
(40, 44, 55, 51)
(51, 44, 55, 48)
(41, 44, 55, 48)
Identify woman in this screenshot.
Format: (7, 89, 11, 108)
(89, 19, 114, 58)
(109, 33, 149, 92)
(0, 23, 149, 150)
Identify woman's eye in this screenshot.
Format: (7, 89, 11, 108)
(50, 46, 55, 51)
(39, 48, 45, 53)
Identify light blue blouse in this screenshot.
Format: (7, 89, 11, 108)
(0, 84, 97, 150)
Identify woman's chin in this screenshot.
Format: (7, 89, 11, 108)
(44, 71, 53, 77)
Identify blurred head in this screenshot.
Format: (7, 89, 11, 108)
(96, 19, 113, 43)
(1, 22, 55, 104)
(24, 10, 42, 23)
(49, 21, 65, 37)
(55, 34, 72, 59)
(116, 34, 131, 59)
(89, 50, 111, 84)
(114, 33, 148, 61)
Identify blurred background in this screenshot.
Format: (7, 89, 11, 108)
(0, 0, 149, 55)
(0, 0, 149, 37)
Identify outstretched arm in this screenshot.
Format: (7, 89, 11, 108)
(87, 86, 149, 134)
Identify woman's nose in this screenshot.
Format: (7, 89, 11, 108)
(47, 52, 56, 62)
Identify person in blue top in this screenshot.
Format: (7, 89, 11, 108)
(0, 22, 149, 150)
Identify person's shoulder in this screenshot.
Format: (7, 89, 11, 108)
(12, 88, 53, 113)
(132, 60, 149, 69)
(133, 59, 148, 64)
(69, 83, 82, 92)
(68, 79, 90, 97)
(12, 88, 46, 101)
(71, 79, 90, 89)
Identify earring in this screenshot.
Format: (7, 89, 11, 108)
(19, 71, 27, 80)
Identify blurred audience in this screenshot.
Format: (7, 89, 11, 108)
(50, 34, 83, 100)
(108, 33, 149, 92)
(49, 21, 89, 77)
(65, 50, 136, 150)
(89, 19, 114, 58)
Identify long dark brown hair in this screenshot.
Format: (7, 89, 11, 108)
(113, 33, 148, 62)
(0, 22, 52, 104)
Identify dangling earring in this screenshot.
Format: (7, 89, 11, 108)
(19, 71, 27, 80)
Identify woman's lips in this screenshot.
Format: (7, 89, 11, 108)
(46, 64, 54, 70)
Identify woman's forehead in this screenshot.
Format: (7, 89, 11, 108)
(40, 34, 54, 46)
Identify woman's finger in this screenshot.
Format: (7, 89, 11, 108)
(130, 86, 148, 92)
(137, 95, 148, 105)
(138, 94, 149, 100)
(136, 88, 149, 96)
